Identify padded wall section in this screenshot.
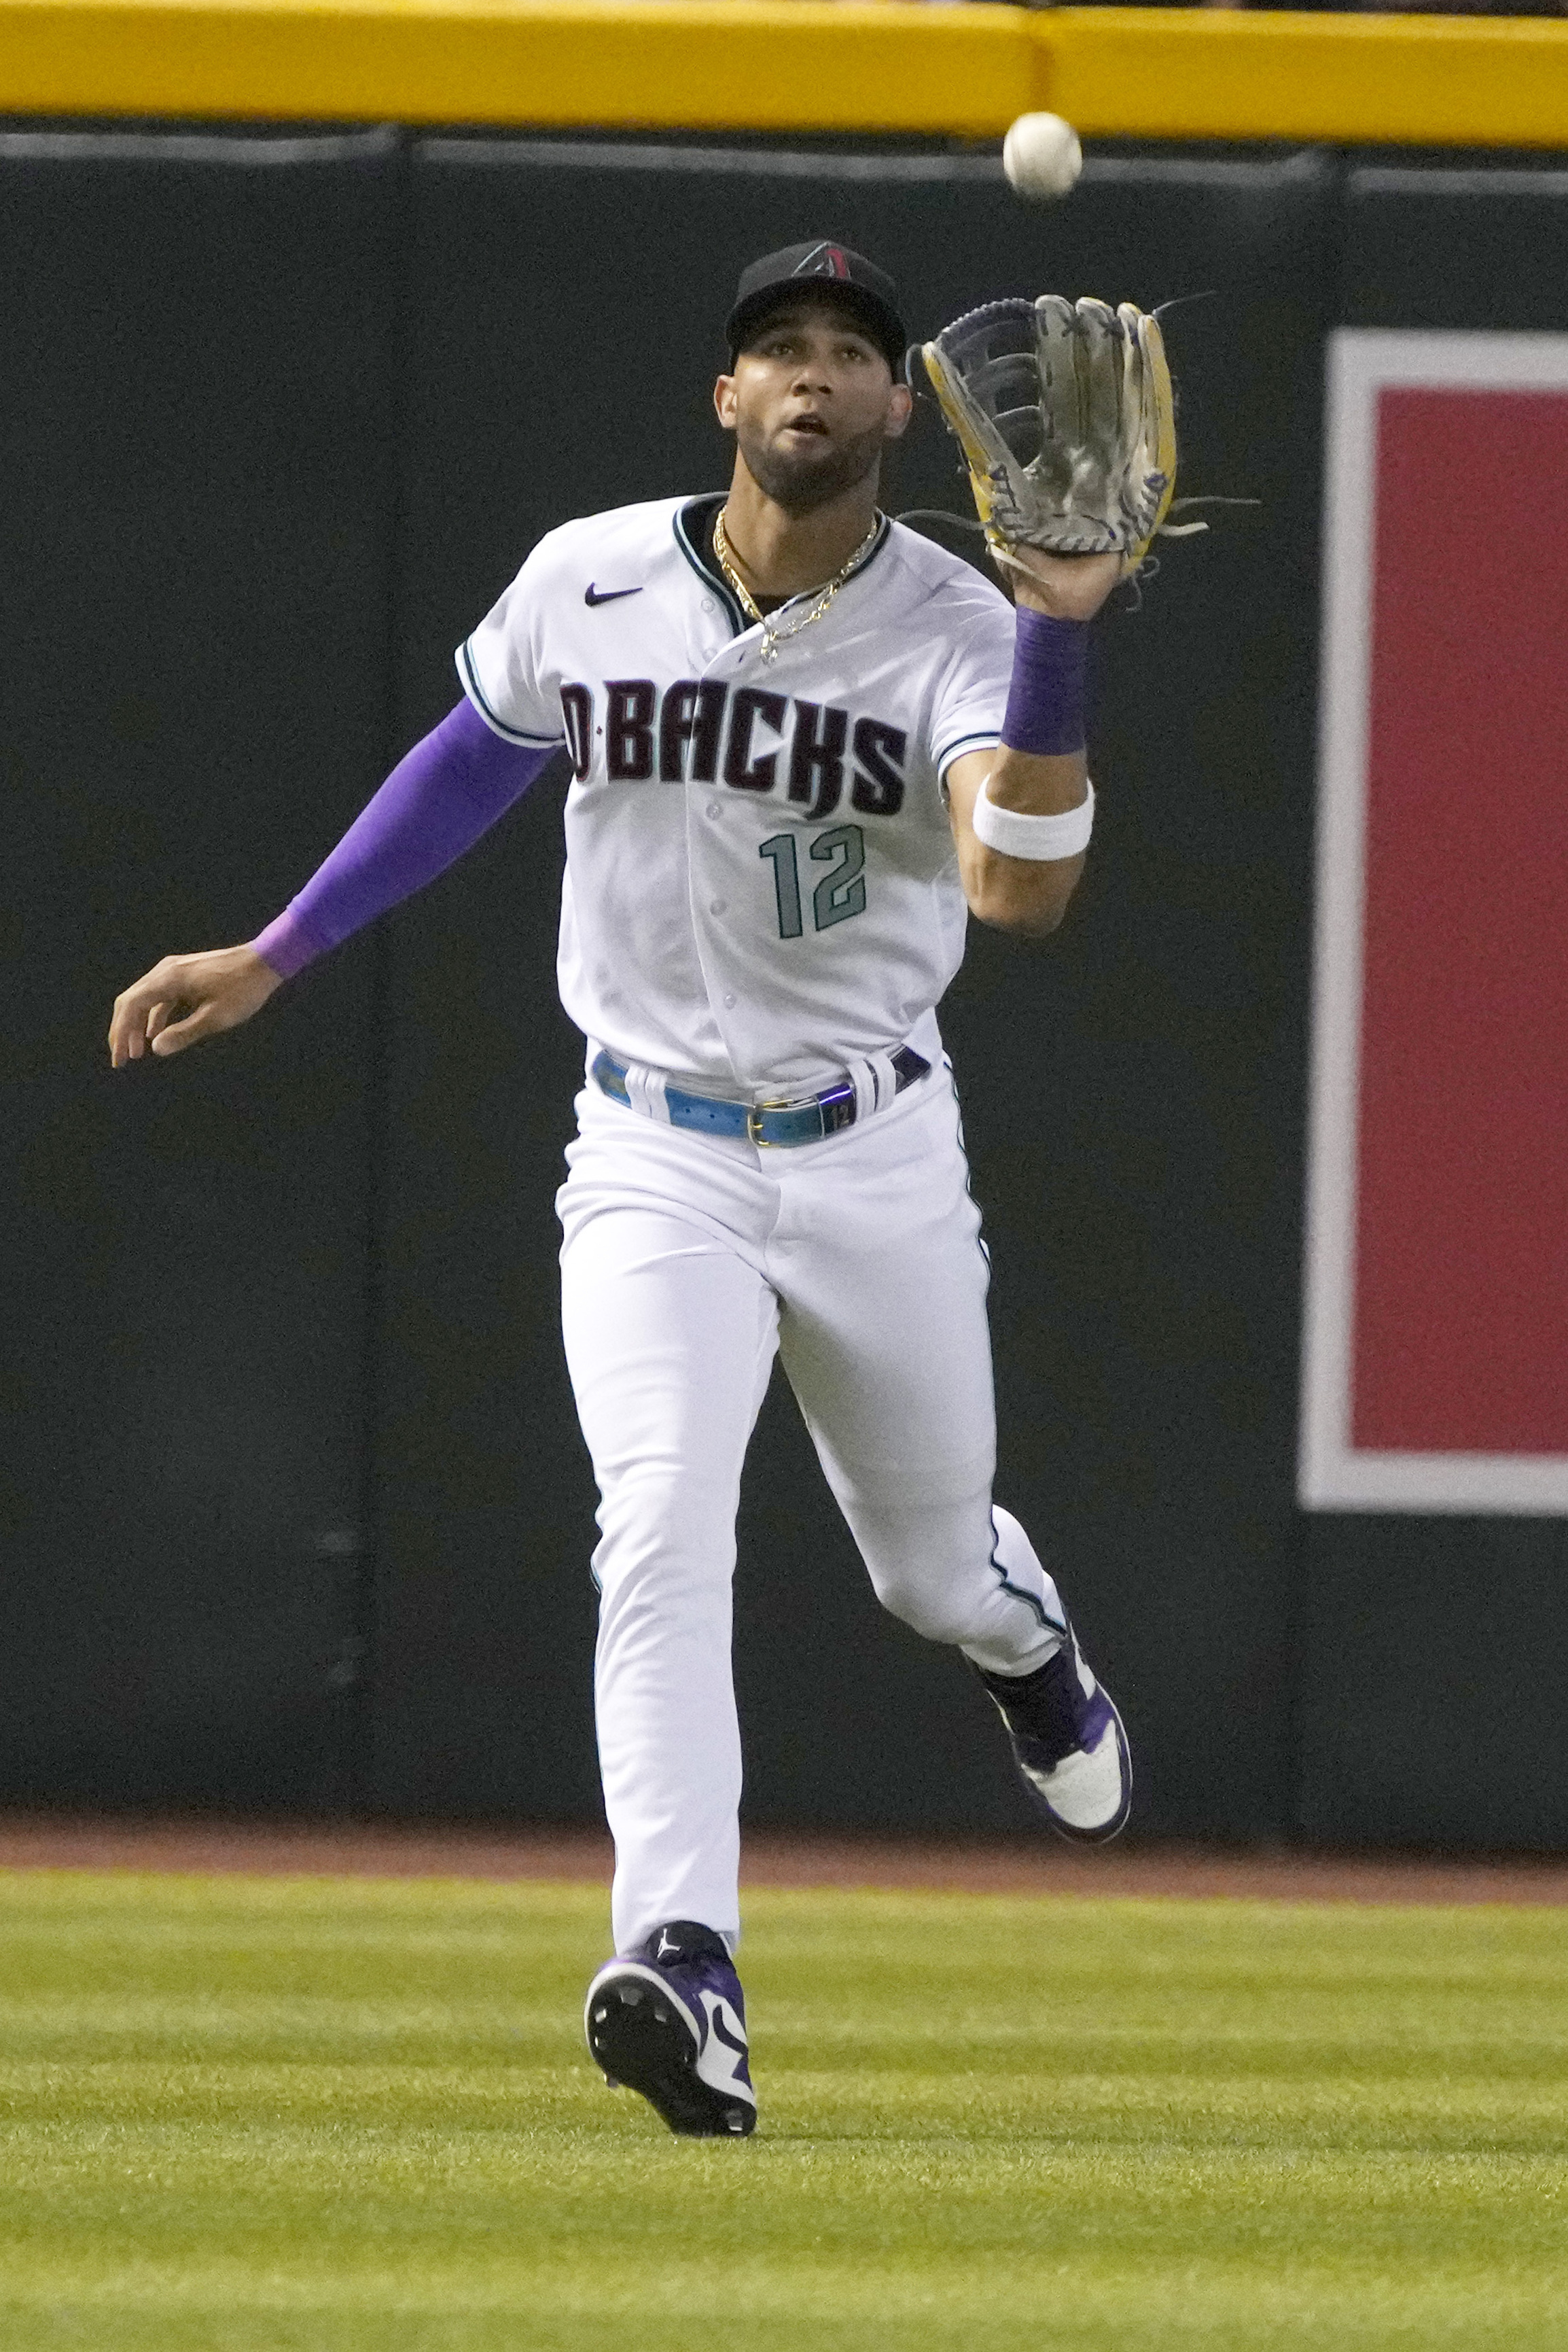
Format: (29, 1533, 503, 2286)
(1296, 1517, 1568, 1851)
(0, 130, 396, 1808)
(1344, 162, 1568, 331)
(372, 143, 1337, 1834)
(1296, 162, 1568, 1849)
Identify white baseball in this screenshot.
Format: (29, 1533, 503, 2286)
(1002, 113, 1083, 201)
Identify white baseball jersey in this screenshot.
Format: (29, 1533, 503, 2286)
(457, 493, 1016, 1093)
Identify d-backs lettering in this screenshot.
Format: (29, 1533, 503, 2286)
(559, 679, 906, 822)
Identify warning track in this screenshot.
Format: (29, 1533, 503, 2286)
(1, 1811, 1565, 1906)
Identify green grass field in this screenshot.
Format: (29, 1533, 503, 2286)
(0, 1871, 1564, 2351)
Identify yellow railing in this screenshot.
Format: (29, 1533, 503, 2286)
(1, 0, 1564, 149)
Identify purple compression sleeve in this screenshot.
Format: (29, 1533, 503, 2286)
(253, 699, 553, 979)
(1000, 605, 1089, 759)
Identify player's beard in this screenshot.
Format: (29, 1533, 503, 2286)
(737, 415, 887, 516)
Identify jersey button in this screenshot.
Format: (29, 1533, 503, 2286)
(706, 802, 721, 820)
(709, 898, 726, 916)
(724, 993, 737, 1010)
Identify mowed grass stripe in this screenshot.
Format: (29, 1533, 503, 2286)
(0, 1872, 1564, 2351)
(5, 2061, 1567, 2148)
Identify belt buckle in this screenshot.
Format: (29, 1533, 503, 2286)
(748, 1080, 857, 1147)
(746, 1094, 797, 1148)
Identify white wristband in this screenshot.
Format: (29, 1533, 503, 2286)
(972, 775, 1094, 862)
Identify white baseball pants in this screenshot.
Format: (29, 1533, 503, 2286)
(557, 1062, 1066, 1955)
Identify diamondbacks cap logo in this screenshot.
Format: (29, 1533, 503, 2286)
(725, 242, 908, 377)
(793, 243, 851, 283)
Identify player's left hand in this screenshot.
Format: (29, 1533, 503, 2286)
(1001, 546, 1123, 622)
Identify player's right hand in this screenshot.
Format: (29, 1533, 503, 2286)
(108, 943, 284, 1067)
(1003, 545, 1123, 621)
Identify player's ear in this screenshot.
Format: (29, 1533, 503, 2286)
(884, 380, 914, 441)
(714, 374, 738, 430)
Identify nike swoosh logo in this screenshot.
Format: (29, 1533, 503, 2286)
(585, 583, 643, 607)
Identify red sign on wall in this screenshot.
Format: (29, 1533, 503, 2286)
(1300, 332, 1568, 1513)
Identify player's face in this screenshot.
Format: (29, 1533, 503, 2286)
(715, 302, 913, 514)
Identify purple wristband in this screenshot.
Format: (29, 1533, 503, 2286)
(1000, 605, 1089, 759)
(253, 698, 552, 980)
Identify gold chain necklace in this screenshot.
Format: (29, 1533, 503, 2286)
(713, 506, 880, 667)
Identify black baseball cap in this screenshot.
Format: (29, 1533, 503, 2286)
(725, 241, 908, 378)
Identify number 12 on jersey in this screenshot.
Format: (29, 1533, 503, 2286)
(759, 825, 866, 941)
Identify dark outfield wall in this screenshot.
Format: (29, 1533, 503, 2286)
(1, 128, 1563, 1846)
(0, 130, 397, 1809)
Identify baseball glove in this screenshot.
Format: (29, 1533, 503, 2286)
(921, 295, 1177, 576)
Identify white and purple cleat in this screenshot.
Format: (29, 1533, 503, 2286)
(977, 1620, 1132, 1842)
(584, 1918, 757, 2138)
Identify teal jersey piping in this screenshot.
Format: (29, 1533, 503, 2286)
(674, 495, 748, 635)
(459, 639, 563, 748)
(936, 726, 1004, 776)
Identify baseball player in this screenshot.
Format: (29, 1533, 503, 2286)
(109, 241, 1142, 2141)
